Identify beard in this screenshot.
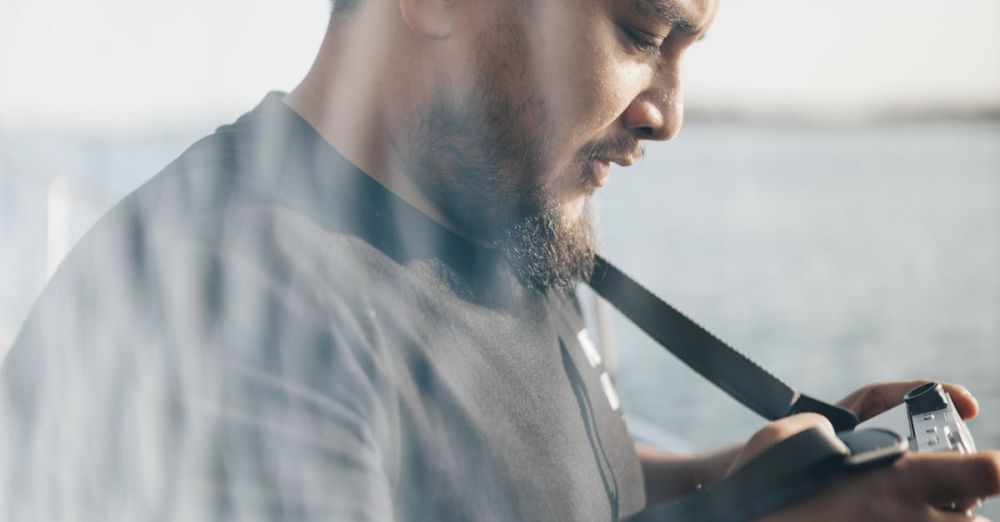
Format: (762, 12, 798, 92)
(398, 18, 597, 293)
(402, 85, 598, 293)
(496, 202, 597, 293)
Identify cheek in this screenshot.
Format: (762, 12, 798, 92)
(522, 8, 604, 126)
(522, 6, 645, 153)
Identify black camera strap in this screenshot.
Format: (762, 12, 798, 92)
(588, 255, 860, 432)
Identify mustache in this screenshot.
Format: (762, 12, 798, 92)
(576, 135, 645, 163)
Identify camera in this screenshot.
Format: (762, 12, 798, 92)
(859, 382, 976, 454)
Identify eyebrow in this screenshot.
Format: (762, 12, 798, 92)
(632, 0, 702, 35)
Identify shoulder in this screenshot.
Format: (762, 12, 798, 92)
(2, 113, 403, 403)
(0, 100, 413, 518)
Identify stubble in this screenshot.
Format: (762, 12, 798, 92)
(401, 9, 597, 292)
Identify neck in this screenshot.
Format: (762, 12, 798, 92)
(284, 16, 473, 242)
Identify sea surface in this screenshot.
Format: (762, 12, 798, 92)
(596, 120, 1000, 516)
(2, 119, 999, 516)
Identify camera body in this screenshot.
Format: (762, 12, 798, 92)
(858, 382, 976, 454)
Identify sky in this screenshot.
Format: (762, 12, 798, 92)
(1, 0, 998, 131)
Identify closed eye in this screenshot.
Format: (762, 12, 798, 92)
(619, 25, 664, 57)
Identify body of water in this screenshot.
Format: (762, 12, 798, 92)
(598, 119, 1000, 516)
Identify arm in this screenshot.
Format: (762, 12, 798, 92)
(636, 442, 741, 504)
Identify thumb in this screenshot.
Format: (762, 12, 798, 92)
(729, 414, 835, 475)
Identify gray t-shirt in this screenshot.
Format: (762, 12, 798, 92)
(0, 93, 645, 521)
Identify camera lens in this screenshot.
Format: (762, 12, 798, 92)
(904, 382, 948, 415)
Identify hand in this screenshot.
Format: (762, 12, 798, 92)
(727, 413, 837, 475)
(761, 450, 1000, 521)
(726, 414, 1000, 521)
(837, 379, 980, 423)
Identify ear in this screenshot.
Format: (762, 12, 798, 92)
(399, 0, 455, 39)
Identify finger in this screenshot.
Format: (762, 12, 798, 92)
(841, 380, 926, 421)
(843, 380, 979, 422)
(941, 383, 980, 421)
(749, 413, 836, 450)
(901, 451, 1000, 505)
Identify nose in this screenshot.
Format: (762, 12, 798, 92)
(621, 61, 684, 142)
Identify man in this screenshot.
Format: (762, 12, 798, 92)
(1, 0, 998, 520)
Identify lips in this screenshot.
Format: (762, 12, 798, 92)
(588, 155, 636, 189)
(591, 160, 612, 188)
(605, 156, 635, 167)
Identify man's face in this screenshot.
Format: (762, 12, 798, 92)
(404, 0, 717, 291)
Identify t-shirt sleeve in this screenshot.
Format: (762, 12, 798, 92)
(0, 203, 399, 521)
